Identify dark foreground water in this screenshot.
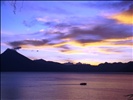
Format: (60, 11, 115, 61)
(1, 72, 133, 100)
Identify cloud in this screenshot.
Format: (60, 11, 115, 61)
(63, 19, 132, 45)
(54, 23, 71, 29)
(23, 15, 92, 29)
(123, 4, 133, 16)
(113, 39, 133, 46)
(8, 13, 133, 50)
(56, 45, 73, 53)
(58, 45, 71, 50)
(99, 47, 123, 54)
(13, 46, 22, 50)
(8, 39, 50, 48)
(40, 16, 132, 45)
(23, 16, 62, 28)
(8, 21, 132, 50)
(81, 1, 133, 25)
(23, 16, 59, 28)
(109, 4, 133, 25)
(75, 38, 102, 44)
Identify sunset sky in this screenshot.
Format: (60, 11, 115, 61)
(1, 1, 133, 65)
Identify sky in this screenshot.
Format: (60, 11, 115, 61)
(1, 1, 133, 65)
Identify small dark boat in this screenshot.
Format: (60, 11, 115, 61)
(80, 83, 87, 85)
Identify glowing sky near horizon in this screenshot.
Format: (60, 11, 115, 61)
(1, 1, 133, 65)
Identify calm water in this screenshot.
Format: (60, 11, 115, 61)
(1, 72, 133, 100)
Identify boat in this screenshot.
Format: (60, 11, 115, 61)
(80, 83, 87, 85)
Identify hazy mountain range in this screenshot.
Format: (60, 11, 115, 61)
(1, 49, 133, 72)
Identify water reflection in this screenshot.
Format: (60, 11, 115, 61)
(1, 72, 133, 100)
(1, 73, 23, 100)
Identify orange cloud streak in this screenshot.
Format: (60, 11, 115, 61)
(111, 13, 133, 25)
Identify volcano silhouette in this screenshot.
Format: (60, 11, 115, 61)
(1, 49, 35, 71)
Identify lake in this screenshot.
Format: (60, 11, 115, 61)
(1, 72, 133, 100)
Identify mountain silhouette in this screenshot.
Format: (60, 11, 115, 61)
(1, 49, 36, 71)
(1, 48, 133, 72)
(1, 49, 66, 72)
